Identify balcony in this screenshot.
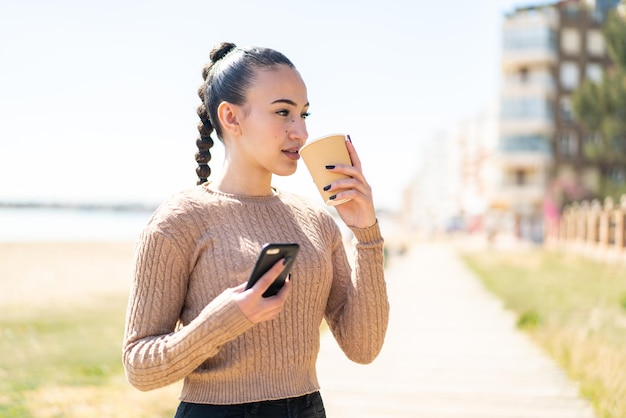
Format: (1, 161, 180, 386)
(499, 134, 552, 155)
(495, 150, 552, 168)
(501, 9, 558, 71)
(501, 71, 555, 96)
(493, 182, 547, 210)
(502, 49, 557, 71)
(499, 96, 554, 135)
(500, 119, 553, 136)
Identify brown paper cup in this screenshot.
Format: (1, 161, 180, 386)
(300, 134, 352, 206)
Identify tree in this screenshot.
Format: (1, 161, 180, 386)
(572, 4, 626, 199)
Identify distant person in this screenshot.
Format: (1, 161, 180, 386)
(122, 42, 389, 418)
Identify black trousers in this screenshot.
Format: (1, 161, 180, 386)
(173, 391, 326, 418)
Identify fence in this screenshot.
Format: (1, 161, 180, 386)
(555, 194, 626, 261)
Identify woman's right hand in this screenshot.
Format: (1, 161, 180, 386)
(232, 259, 291, 323)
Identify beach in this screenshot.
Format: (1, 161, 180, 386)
(0, 242, 137, 309)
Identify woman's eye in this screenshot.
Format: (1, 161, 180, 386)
(302, 112, 311, 119)
(277, 110, 289, 116)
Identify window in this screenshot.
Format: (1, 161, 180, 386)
(559, 96, 574, 122)
(561, 28, 581, 54)
(612, 136, 626, 152)
(586, 63, 603, 83)
(500, 134, 551, 154)
(610, 167, 626, 183)
(563, 3, 581, 20)
(585, 132, 602, 146)
(560, 62, 579, 89)
(503, 26, 556, 52)
(587, 30, 605, 56)
(501, 97, 552, 120)
(558, 131, 578, 156)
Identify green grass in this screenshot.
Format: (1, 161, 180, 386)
(0, 296, 179, 418)
(461, 248, 626, 418)
(0, 297, 122, 416)
(0, 293, 328, 417)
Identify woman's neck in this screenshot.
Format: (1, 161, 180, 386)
(209, 169, 274, 197)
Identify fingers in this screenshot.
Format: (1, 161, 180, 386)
(273, 274, 291, 303)
(324, 135, 377, 228)
(345, 135, 363, 170)
(232, 282, 248, 292)
(329, 137, 367, 183)
(324, 162, 372, 203)
(250, 258, 289, 297)
(234, 259, 291, 324)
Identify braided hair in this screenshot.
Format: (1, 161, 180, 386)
(194, 42, 296, 184)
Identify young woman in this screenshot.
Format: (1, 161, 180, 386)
(123, 42, 389, 418)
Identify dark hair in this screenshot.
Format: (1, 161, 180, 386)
(195, 42, 296, 184)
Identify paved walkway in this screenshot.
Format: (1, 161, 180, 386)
(316, 242, 597, 418)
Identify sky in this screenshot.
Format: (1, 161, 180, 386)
(0, 0, 535, 211)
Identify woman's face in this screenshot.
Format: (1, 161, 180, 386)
(232, 65, 309, 177)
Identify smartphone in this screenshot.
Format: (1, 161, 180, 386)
(246, 243, 300, 298)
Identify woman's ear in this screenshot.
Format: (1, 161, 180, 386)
(217, 101, 242, 137)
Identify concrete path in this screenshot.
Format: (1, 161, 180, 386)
(316, 242, 597, 418)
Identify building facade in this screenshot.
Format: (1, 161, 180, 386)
(493, 0, 616, 241)
(497, 4, 558, 241)
(552, 0, 614, 201)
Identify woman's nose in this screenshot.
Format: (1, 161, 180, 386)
(290, 119, 308, 143)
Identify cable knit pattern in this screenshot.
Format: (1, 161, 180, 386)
(123, 184, 389, 404)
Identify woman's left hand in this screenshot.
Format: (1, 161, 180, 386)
(325, 136, 377, 229)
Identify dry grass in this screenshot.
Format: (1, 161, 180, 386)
(461, 247, 626, 418)
(21, 378, 181, 418)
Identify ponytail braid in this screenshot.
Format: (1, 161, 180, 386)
(194, 41, 295, 184)
(195, 69, 213, 184)
(194, 42, 237, 184)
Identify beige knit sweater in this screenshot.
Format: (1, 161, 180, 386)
(123, 184, 389, 404)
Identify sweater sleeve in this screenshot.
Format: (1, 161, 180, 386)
(122, 227, 254, 391)
(324, 220, 390, 364)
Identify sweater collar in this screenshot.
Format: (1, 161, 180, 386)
(201, 182, 282, 204)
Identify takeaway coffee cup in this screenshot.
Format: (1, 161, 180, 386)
(300, 133, 352, 206)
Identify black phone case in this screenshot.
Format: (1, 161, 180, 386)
(246, 243, 300, 298)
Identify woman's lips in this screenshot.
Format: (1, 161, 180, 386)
(282, 149, 300, 160)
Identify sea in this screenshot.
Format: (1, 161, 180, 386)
(0, 204, 397, 243)
(0, 207, 154, 242)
